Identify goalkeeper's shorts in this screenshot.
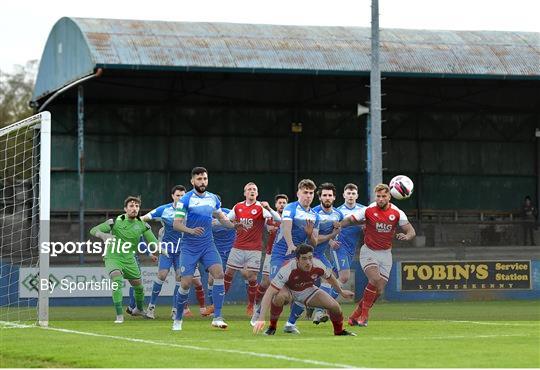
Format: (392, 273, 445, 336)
(104, 257, 141, 280)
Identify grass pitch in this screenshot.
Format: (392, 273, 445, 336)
(1, 300, 539, 368)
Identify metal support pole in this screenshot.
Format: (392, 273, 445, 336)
(368, 0, 383, 202)
(77, 85, 85, 264)
(292, 122, 302, 189)
(536, 128, 540, 225)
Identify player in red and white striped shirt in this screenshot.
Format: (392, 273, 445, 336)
(224, 182, 281, 315)
(340, 183, 416, 327)
(253, 244, 356, 336)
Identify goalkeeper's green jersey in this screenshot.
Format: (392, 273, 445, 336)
(90, 214, 158, 260)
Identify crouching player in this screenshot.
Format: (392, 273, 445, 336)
(253, 244, 356, 336)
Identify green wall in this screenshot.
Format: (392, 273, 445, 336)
(49, 105, 537, 211)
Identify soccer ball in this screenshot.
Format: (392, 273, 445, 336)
(389, 175, 414, 200)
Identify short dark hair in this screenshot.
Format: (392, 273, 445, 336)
(295, 243, 314, 258)
(191, 167, 208, 177)
(171, 185, 186, 194)
(124, 196, 141, 207)
(317, 182, 336, 197)
(344, 183, 358, 192)
(275, 194, 289, 202)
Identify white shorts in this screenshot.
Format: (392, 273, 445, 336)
(359, 244, 392, 281)
(290, 286, 320, 307)
(226, 248, 261, 272)
(262, 253, 271, 275)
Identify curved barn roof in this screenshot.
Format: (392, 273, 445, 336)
(33, 17, 540, 101)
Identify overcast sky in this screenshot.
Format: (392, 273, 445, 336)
(1, 0, 539, 73)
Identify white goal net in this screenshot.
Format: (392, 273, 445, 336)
(0, 112, 50, 325)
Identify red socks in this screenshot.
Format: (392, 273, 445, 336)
(224, 271, 234, 293)
(247, 281, 258, 307)
(329, 311, 344, 334)
(269, 302, 283, 329)
(351, 283, 381, 319)
(361, 283, 378, 317)
(195, 285, 205, 308)
(255, 284, 267, 305)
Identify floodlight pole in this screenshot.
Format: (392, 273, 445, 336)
(78, 85, 85, 264)
(368, 0, 383, 202)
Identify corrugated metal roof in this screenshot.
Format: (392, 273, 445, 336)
(33, 17, 540, 101)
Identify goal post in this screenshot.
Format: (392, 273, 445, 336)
(0, 111, 50, 325)
(38, 111, 50, 327)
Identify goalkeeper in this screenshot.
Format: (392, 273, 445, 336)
(90, 196, 161, 323)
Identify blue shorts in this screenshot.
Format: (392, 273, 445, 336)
(331, 247, 354, 272)
(180, 246, 222, 276)
(314, 251, 333, 270)
(158, 253, 181, 272)
(269, 254, 294, 279)
(217, 250, 231, 271)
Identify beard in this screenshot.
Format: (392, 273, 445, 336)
(194, 184, 206, 193)
(322, 200, 334, 209)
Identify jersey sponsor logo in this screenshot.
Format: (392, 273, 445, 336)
(376, 222, 393, 232)
(389, 214, 396, 221)
(240, 218, 254, 228)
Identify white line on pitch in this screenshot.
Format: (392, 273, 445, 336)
(405, 318, 539, 327)
(0, 321, 356, 368)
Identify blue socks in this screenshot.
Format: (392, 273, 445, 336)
(212, 279, 225, 318)
(150, 279, 164, 305)
(287, 302, 305, 325)
(173, 282, 180, 309)
(175, 286, 190, 320)
(128, 287, 136, 309)
(207, 283, 214, 305)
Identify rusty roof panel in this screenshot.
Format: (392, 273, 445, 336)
(33, 17, 540, 100)
(73, 18, 540, 76)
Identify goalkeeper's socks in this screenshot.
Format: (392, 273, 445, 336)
(173, 282, 180, 308)
(175, 286, 190, 320)
(150, 279, 164, 305)
(287, 302, 304, 325)
(207, 283, 214, 305)
(133, 284, 145, 311)
(128, 287, 136, 310)
(212, 279, 225, 317)
(112, 275, 124, 315)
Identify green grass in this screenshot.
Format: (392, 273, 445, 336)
(1, 301, 539, 368)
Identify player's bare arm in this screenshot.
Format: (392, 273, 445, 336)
(282, 219, 296, 254)
(340, 214, 362, 228)
(173, 217, 204, 236)
(261, 201, 281, 221)
(253, 284, 279, 334)
(396, 222, 416, 241)
(327, 273, 354, 299)
(304, 219, 319, 247)
(214, 209, 241, 230)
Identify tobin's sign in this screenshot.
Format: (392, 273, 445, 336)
(400, 261, 531, 291)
